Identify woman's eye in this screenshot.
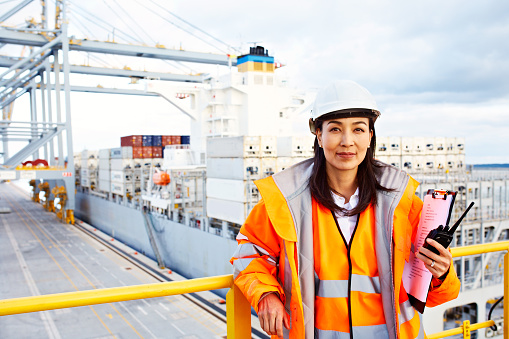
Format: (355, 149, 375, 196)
(355, 128, 365, 132)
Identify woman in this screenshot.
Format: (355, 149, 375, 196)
(231, 80, 460, 339)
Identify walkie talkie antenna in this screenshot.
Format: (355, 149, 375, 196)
(449, 202, 475, 233)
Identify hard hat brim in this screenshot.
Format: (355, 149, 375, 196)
(308, 108, 380, 135)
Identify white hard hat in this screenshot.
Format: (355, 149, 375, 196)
(309, 80, 380, 134)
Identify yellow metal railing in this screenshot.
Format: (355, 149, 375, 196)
(0, 241, 508, 338)
(428, 240, 509, 339)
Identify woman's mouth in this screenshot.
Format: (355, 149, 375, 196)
(337, 152, 356, 158)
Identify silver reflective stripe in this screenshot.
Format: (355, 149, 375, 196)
(315, 324, 390, 339)
(316, 279, 348, 298)
(232, 242, 277, 264)
(353, 324, 390, 338)
(398, 299, 416, 326)
(352, 274, 381, 294)
(236, 232, 249, 241)
(316, 275, 381, 298)
(315, 328, 350, 339)
(283, 242, 293, 314)
(233, 258, 256, 279)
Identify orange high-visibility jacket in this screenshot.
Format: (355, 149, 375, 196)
(231, 159, 461, 339)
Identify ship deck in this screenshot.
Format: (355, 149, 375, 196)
(0, 182, 227, 339)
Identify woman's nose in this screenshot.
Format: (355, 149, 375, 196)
(340, 131, 354, 146)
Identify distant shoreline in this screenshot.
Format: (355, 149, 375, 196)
(472, 164, 509, 169)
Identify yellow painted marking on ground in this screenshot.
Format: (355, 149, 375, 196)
(3, 191, 117, 339)
(107, 313, 113, 319)
(8, 189, 145, 339)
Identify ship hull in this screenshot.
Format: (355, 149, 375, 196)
(75, 192, 238, 285)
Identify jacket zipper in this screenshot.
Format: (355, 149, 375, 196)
(331, 211, 360, 339)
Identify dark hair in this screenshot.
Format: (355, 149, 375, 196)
(309, 117, 392, 216)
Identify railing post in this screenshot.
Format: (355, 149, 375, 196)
(226, 284, 252, 338)
(462, 320, 470, 339)
(504, 249, 508, 339)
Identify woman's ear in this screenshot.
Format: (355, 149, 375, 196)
(316, 128, 323, 148)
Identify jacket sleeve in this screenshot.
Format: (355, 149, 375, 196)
(230, 198, 285, 312)
(408, 193, 461, 307)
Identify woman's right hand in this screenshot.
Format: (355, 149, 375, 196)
(258, 293, 290, 338)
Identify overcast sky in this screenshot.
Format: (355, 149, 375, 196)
(2, 0, 509, 164)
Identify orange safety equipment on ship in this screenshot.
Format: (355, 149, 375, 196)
(231, 159, 461, 339)
(152, 171, 170, 186)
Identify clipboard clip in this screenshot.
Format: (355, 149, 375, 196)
(427, 189, 456, 200)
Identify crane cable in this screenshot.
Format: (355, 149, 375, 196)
(101, 0, 146, 44)
(133, 0, 228, 54)
(148, 0, 240, 54)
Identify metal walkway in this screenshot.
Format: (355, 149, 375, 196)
(0, 182, 226, 339)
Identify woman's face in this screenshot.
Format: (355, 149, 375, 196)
(316, 117, 373, 176)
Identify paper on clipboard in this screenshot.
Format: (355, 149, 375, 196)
(402, 190, 455, 313)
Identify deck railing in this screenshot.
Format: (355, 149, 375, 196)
(0, 241, 508, 338)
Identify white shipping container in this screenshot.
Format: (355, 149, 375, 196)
(80, 158, 97, 169)
(260, 136, 277, 157)
(80, 168, 96, 178)
(122, 147, 133, 159)
(98, 179, 111, 192)
(207, 136, 260, 158)
(206, 178, 258, 203)
(401, 137, 413, 154)
(162, 148, 195, 168)
(206, 157, 260, 180)
(377, 136, 389, 154)
(80, 177, 91, 187)
(110, 182, 125, 195)
(98, 169, 110, 181)
(99, 148, 110, 159)
(388, 137, 401, 156)
(276, 157, 308, 172)
(110, 158, 134, 171)
(81, 150, 99, 159)
(111, 170, 125, 182)
(277, 136, 314, 157)
(98, 158, 110, 171)
(206, 197, 250, 225)
(260, 157, 277, 178)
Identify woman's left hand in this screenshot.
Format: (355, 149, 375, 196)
(416, 238, 452, 279)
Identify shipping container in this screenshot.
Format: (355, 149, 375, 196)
(206, 198, 250, 225)
(110, 170, 125, 182)
(206, 178, 259, 203)
(161, 135, 172, 146)
(207, 136, 260, 158)
(81, 149, 98, 159)
(152, 135, 162, 147)
(277, 136, 314, 157)
(260, 136, 277, 157)
(206, 157, 260, 180)
(98, 169, 110, 182)
(98, 179, 110, 193)
(180, 135, 190, 145)
(110, 159, 134, 171)
(152, 146, 163, 159)
(98, 148, 110, 159)
(142, 146, 154, 159)
(132, 146, 143, 159)
(110, 148, 122, 159)
(142, 135, 153, 147)
(171, 135, 181, 145)
(98, 158, 110, 171)
(121, 135, 142, 147)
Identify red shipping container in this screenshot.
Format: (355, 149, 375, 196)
(171, 135, 181, 144)
(161, 135, 172, 146)
(121, 135, 143, 147)
(142, 146, 153, 159)
(152, 146, 163, 158)
(132, 146, 143, 159)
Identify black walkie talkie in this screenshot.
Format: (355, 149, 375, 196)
(422, 201, 475, 255)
